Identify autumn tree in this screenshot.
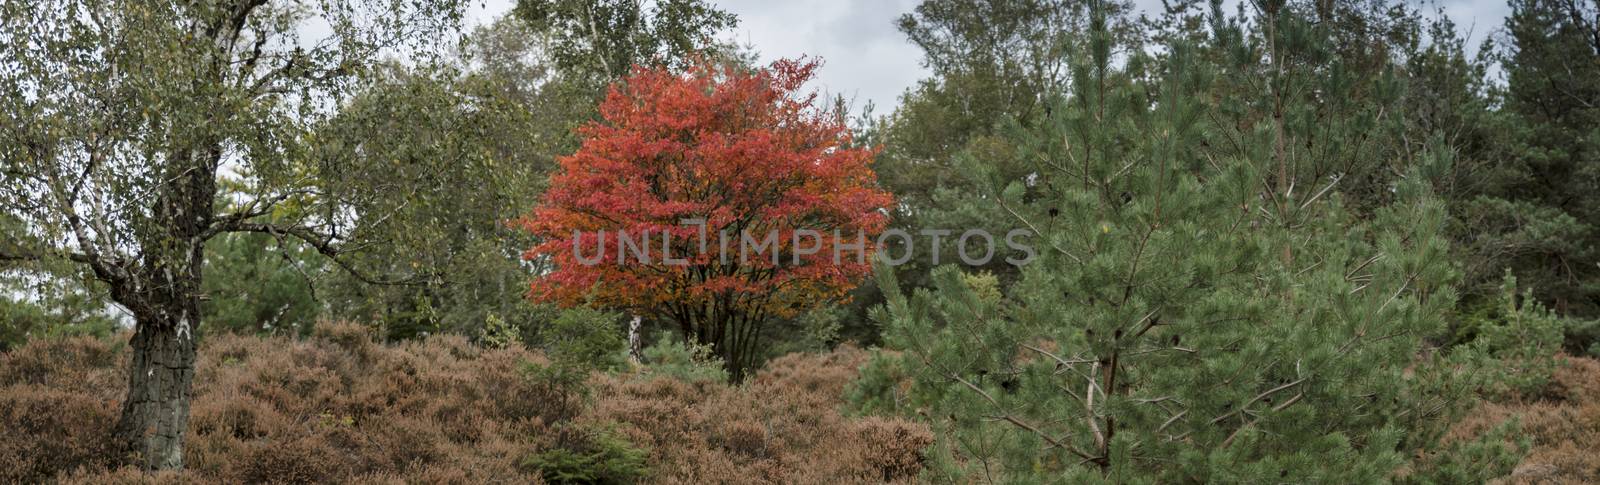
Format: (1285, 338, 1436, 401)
(312, 10, 739, 343)
(520, 59, 892, 380)
(0, 0, 462, 469)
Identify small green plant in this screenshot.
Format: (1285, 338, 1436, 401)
(959, 270, 1002, 305)
(1458, 271, 1566, 398)
(762, 304, 846, 358)
(640, 334, 727, 383)
(523, 424, 650, 485)
(537, 307, 627, 370)
(522, 307, 626, 423)
(1401, 419, 1529, 484)
(481, 313, 516, 349)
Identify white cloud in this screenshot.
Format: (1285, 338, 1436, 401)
(717, 0, 927, 114)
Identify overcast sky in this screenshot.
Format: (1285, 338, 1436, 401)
(464, 0, 1513, 112)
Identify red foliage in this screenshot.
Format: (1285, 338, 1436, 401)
(518, 58, 892, 320)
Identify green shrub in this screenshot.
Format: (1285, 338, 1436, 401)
(1402, 419, 1528, 485)
(1456, 272, 1567, 398)
(522, 424, 649, 484)
(522, 307, 626, 423)
(639, 334, 726, 383)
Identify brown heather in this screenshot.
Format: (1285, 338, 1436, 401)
(0, 322, 930, 484)
(1443, 355, 1600, 484)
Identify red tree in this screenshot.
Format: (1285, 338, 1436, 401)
(519, 58, 892, 379)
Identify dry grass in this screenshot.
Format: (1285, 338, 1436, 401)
(1446, 355, 1600, 484)
(9, 323, 1600, 483)
(0, 323, 930, 483)
(587, 347, 932, 484)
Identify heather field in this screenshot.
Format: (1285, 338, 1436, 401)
(6, 326, 1599, 483)
(1, 324, 931, 483)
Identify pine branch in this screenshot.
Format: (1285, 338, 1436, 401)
(1209, 377, 1307, 426)
(946, 371, 1099, 463)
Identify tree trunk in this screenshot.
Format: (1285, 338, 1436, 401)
(627, 314, 643, 364)
(112, 309, 198, 470)
(109, 258, 203, 470)
(111, 147, 213, 470)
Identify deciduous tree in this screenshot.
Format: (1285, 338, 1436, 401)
(513, 0, 738, 82)
(0, 0, 462, 469)
(520, 59, 892, 380)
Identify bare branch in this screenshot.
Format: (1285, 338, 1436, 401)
(219, 221, 425, 286)
(0, 245, 95, 265)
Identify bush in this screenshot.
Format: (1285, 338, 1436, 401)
(0, 386, 120, 482)
(1439, 356, 1600, 483)
(0, 335, 126, 483)
(1405, 419, 1527, 484)
(0, 323, 932, 483)
(639, 334, 726, 383)
(585, 345, 933, 483)
(1455, 272, 1569, 398)
(848, 417, 934, 482)
(523, 424, 650, 484)
(0, 334, 123, 388)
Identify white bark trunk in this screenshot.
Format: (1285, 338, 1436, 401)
(628, 314, 643, 364)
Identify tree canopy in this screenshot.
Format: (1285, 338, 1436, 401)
(521, 59, 892, 379)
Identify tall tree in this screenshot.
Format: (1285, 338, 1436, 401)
(852, 5, 1472, 481)
(879, 0, 1138, 212)
(0, 0, 462, 469)
(520, 59, 893, 380)
(308, 21, 571, 341)
(844, 0, 1142, 346)
(1460, 0, 1600, 316)
(1198, 0, 1427, 220)
(513, 0, 738, 82)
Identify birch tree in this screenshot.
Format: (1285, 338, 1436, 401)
(0, 0, 462, 469)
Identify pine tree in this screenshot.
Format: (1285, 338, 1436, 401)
(849, 0, 1143, 347)
(1459, 0, 1600, 318)
(850, 5, 1483, 481)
